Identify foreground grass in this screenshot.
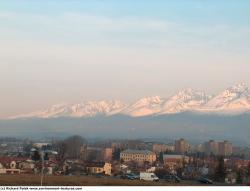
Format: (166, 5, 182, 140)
(0, 174, 200, 186)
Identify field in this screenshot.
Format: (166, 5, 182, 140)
(0, 174, 203, 186)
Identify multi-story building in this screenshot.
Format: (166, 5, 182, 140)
(174, 138, 189, 154)
(152, 143, 174, 154)
(204, 140, 219, 155)
(203, 140, 232, 156)
(218, 141, 232, 156)
(120, 149, 156, 164)
(192, 143, 204, 153)
(111, 140, 148, 150)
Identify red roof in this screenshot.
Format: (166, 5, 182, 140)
(35, 160, 60, 168)
(0, 157, 29, 164)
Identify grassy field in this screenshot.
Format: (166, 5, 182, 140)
(0, 174, 201, 186)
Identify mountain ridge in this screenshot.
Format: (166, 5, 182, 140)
(7, 83, 250, 119)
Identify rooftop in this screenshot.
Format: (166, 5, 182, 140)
(0, 157, 29, 164)
(163, 154, 187, 159)
(121, 149, 155, 155)
(86, 162, 106, 168)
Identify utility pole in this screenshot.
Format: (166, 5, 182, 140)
(31, 148, 57, 186)
(40, 151, 44, 186)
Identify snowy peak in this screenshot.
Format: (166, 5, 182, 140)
(203, 83, 250, 112)
(10, 100, 127, 119)
(219, 83, 249, 101)
(129, 96, 163, 107)
(229, 82, 248, 93)
(69, 100, 127, 117)
(9, 103, 71, 119)
(169, 88, 208, 103)
(121, 96, 164, 117)
(160, 88, 209, 114)
(8, 83, 250, 119)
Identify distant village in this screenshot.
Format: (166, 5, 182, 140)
(0, 136, 250, 185)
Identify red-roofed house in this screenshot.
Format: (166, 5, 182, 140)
(0, 157, 28, 174)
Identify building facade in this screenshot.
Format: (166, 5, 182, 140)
(152, 144, 174, 154)
(163, 154, 189, 170)
(86, 162, 112, 176)
(203, 140, 232, 156)
(204, 140, 219, 155)
(174, 139, 189, 154)
(120, 149, 156, 164)
(218, 141, 232, 156)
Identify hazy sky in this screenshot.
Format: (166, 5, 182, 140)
(1, 0, 250, 117)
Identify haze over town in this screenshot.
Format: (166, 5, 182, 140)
(1, 0, 250, 187)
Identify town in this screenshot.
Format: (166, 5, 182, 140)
(0, 136, 250, 185)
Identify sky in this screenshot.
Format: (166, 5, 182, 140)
(0, 0, 250, 117)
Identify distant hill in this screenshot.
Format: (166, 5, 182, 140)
(1, 112, 250, 146)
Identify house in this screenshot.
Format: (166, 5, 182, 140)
(163, 154, 189, 170)
(0, 157, 28, 174)
(18, 160, 35, 174)
(227, 158, 250, 169)
(35, 160, 60, 175)
(119, 164, 131, 174)
(86, 162, 112, 176)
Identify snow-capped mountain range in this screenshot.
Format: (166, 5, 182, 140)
(9, 83, 250, 119)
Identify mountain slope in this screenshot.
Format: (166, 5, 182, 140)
(10, 100, 127, 119)
(160, 88, 209, 114)
(2, 113, 250, 145)
(199, 83, 250, 113)
(7, 83, 250, 119)
(121, 96, 164, 117)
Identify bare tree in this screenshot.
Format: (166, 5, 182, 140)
(56, 135, 86, 159)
